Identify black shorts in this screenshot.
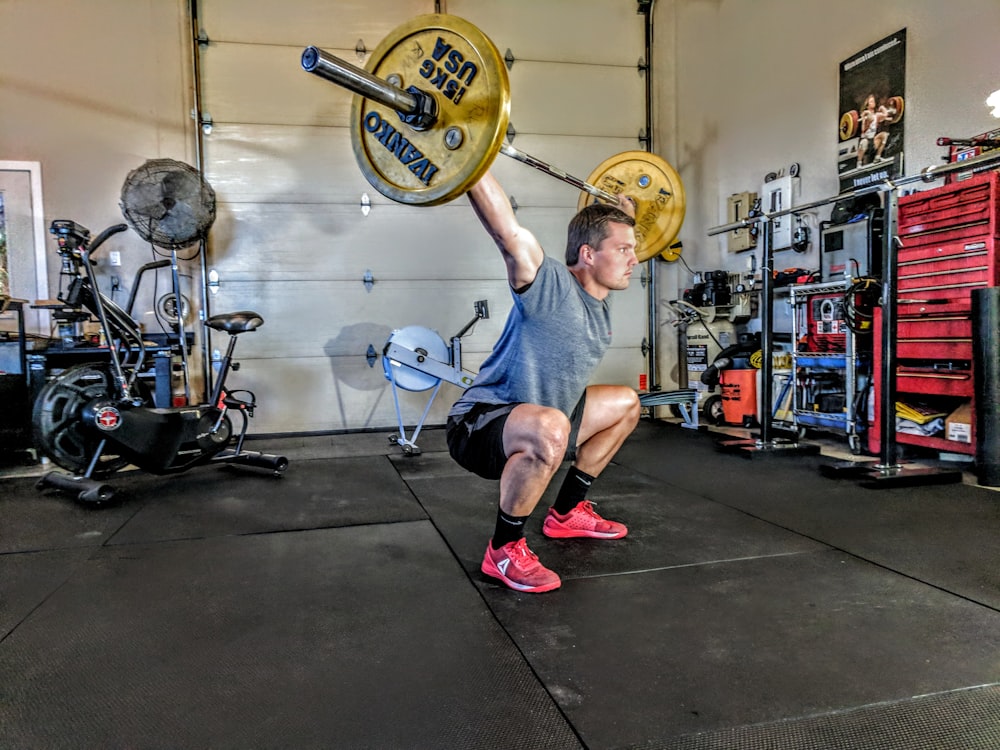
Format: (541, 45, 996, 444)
(446, 395, 586, 481)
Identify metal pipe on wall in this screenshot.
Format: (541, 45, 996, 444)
(189, 0, 212, 403)
(639, 0, 659, 392)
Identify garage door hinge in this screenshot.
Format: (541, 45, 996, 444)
(366, 344, 377, 368)
(197, 29, 210, 48)
(360, 192, 371, 216)
(506, 122, 516, 144)
(640, 269, 647, 288)
(196, 112, 213, 136)
(637, 57, 648, 76)
(362, 269, 375, 292)
(638, 128, 650, 150)
(641, 337, 649, 356)
(504, 49, 515, 70)
(355, 39, 367, 61)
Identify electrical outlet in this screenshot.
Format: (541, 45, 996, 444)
(109, 251, 121, 267)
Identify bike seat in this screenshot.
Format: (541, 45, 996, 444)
(206, 311, 264, 334)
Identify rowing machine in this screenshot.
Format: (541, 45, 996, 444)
(383, 300, 488, 454)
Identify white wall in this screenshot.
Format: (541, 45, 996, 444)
(1, 0, 192, 257)
(659, 0, 1000, 281)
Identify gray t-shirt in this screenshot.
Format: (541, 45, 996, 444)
(449, 256, 612, 418)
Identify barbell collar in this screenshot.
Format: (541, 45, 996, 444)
(499, 143, 618, 204)
(302, 45, 424, 120)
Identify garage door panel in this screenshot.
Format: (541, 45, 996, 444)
(201, 42, 359, 127)
(199, 0, 649, 434)
(208, 279, 511, 359)
(202, 0, 432, 48)
(202, 124, 372, 204)
(208, 202, 596, 282)
(509, 62, 643, 137)
(238, 347, 645, 435)
(234, 354, 460, 434)
(452, 0, 644, 67)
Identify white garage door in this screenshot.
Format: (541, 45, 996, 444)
(197, 0, 648, 434)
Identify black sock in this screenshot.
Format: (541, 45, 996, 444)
(552, 466, 595, 514)
(491, 508, 528, 549)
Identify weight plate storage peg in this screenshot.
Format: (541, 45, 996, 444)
(577, 151, 687, 262)
(348, 14, 511, 205)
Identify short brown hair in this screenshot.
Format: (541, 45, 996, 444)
(565, 203, 635, 265)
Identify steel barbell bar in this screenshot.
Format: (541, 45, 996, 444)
(301, 45, 619, 204)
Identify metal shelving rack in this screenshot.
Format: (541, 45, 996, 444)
(789, 279, 869, 454)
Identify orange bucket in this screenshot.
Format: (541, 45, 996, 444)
(720, 369, 758, 425)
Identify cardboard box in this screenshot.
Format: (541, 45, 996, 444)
(946, 402, 973, 444)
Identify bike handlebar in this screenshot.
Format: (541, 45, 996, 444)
(88, 223, 129, 256)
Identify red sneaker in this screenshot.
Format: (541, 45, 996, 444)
(542, 500, 628, 539)
(481, 538, 561, 593)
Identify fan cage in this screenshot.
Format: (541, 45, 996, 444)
(119, 158, 216, 250)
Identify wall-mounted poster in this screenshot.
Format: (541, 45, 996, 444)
(837, 29, 906, 194)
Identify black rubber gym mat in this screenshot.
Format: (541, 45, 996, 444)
(104, 455, 428, 545)
(1, 474, 139, 554)
(0, 522, 582, 749)
(394, 452, 829, 583)
(632, 683, 1000, 750)
(615, 421, 1000, 610)
(0, 546, 93, 640)
(478, 548, 1000, 749)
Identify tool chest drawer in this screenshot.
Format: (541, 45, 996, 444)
(896, 338, 972, 361)
(898, 297, 974, 315)
(896, 316, 971, 340)
(897, 262, 990, 296)
(898, 170, 1000, 244)
(897, 236, 995, 265)
(895, 367, 973, 398)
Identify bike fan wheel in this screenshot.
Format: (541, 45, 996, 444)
(32, 363, 139, 477)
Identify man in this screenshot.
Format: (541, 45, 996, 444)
(446, 170, 642, 593)
(856, 93, 889, 168)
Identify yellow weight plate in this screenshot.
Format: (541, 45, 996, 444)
(577, 151, 686, 262)
(840, 110, 859, 141)
(884, 96, 904, 124)
(659, 241, 683, 263)
(351, 14, 510, 205)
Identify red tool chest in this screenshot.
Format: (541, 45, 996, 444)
(870, 170, 1000, 455)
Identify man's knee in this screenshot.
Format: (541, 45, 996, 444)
(510, 406, 571, 465)
(618, 387, 642, 427)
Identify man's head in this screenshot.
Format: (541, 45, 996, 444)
(566, 203, 636, 265)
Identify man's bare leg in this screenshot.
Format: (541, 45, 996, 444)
(573, 385, 641, 476)
(498, 403, 572, 517)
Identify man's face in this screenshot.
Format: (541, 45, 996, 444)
(591, 222, 638, 291)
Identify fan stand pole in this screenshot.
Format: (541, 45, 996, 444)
(170, 248, 192, 404)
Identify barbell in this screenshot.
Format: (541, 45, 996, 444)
(300, 13, 686, 262)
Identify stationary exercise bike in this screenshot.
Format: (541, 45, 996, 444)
(32, 160, 288, 505)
